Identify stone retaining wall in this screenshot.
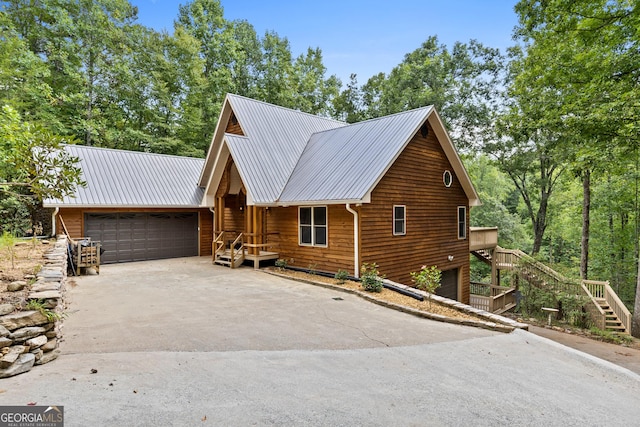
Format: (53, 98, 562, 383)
(0, 236, 67, 378)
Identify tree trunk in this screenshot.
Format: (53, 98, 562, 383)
(580, 169, 590, 279)
(633, 254, 640, 338)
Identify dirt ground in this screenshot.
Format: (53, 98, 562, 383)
(0, 240, 49, 308)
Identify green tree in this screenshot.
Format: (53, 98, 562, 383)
(513, 0, 640, 335)
(332, 73, 365, 123)
(0, 11, 51, 117)
(256, 31, 294, 107)
(360, 36, 504, 150)
(290, 47, 340, 116)
(465, 154, 530, 250)
(0, 105, 84, 217)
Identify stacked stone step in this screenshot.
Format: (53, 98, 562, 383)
(0, 236, 68, 378)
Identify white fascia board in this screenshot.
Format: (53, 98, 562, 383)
(201, 142, 231, 208)
(272, 196, 369, 207)
(198, 95, 233, 186)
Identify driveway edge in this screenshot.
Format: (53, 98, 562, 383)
(264, 270, 525, 333)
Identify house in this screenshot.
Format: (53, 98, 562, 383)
(45, 94, 480, 304)
(43, 146, 214, 264)
(199, 94, 480, 303)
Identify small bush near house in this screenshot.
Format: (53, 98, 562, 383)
(361, 263, 383, 292)
(410, 265, 441, 308)
(307, 262, 318, 275)
(334, 269, 349, 285)
(275, 258, 288, 270)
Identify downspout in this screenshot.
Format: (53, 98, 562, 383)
(209, 206, 216, 242)
(346, 204, 360, 278)
(51, 207, 60, 237)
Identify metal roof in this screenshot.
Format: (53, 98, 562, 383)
(279, 107, 433, 204)
(43, 145, 205, 208)
(224, 94, 345, 204)
(201, 94, 480, 207)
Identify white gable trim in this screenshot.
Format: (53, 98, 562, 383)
(198, 94, 234, 187)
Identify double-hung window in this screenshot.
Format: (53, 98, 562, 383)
(393, 205, 406, 236)
(458, 206, 467, 239)
(299, 206, 327, 246)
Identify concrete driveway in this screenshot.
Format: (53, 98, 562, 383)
(2, 257, 640, 426)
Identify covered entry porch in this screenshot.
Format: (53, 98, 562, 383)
(212, 194, 279, 268)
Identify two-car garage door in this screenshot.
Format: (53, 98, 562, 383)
(84, 212, 199, 264)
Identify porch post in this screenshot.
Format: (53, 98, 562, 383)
(252, 205, 259, 256)
(491, 248, 497, 287)
(216, 197, 225, 232)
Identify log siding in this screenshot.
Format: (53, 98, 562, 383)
(267, 205, 354, 275)
(360, 124, 471, 303)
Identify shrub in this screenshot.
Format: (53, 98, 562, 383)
(275, 258, 288, 270)
(410, 265, 442, 308)
(334, 269, 349, 285)
(307, 262, 318, 275)
(361, 263, 383, 292)
(0, 231, 17, 269)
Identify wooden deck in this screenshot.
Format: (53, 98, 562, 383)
(245, 250, 279, 269)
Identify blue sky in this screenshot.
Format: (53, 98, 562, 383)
(130, 0, 520, 85)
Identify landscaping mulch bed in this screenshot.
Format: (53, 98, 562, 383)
(266, 268, 491, 324)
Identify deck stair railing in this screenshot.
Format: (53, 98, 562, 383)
(469, 282, 517, 314)
(490, 247, 631, 334)
(213, 231, 245, 268)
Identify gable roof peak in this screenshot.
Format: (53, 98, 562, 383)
(225, 93, 345, 127)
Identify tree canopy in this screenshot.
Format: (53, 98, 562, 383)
(1, 0, 639, 329)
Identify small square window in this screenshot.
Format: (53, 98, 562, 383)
(393, 205, 406, 236)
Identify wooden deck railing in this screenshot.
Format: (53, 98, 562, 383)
(469, 282, 517, 313)
(495, 248, 581, 294)
(580, 282, 606, 330)
(469, 227, 498, 251)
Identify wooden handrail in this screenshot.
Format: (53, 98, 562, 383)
(213, 231, 226, 261)
(580, 282, 606, 330)
(229, 233, 244, 266)
(469, 282, 516, 313)
(495, 247, 630, 333)
(602, 281, 631, 334)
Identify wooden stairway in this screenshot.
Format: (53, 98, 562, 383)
(598, 299, 627, 332)
(473, 246, 631, 334)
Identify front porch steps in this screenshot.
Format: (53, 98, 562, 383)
(214, 249, 245, 268)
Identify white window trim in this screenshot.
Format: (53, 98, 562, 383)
(298, 206, 328, 247)
(393, 205, 406, 236)
(458, 206, 467, 240)
(443, 170, 453, 188)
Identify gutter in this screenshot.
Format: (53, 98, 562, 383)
(345, 204, 360, 278)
